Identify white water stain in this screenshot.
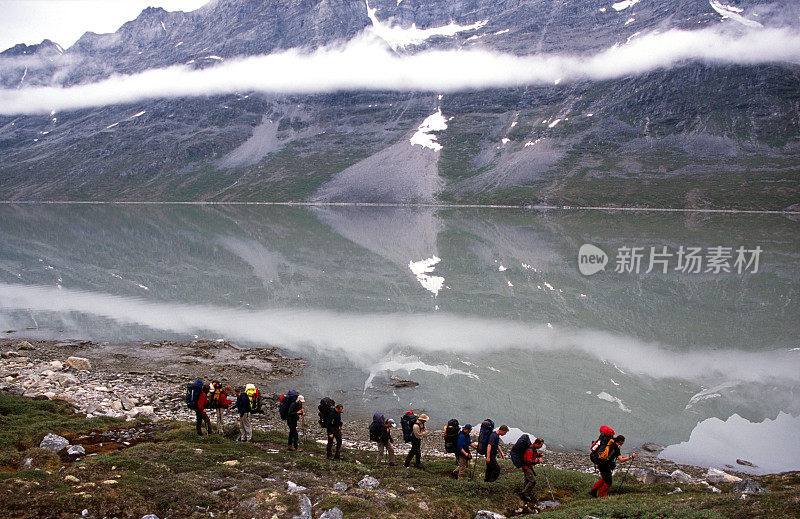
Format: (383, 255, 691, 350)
(408, 256, 445, 296)
(364, 352, 478, 390)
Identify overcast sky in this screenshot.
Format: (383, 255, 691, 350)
(0, 0, 209, 52)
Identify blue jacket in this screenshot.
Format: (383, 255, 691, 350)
(233, 393, 251, 416)
(327, 409, 342, 434)
(457, 431, 472, 457)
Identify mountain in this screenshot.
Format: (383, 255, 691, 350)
(0, 0, 798, 209)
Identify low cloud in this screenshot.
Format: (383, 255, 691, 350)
(1, 26, 799, 115)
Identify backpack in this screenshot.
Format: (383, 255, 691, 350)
(318, 397, 336, 428)
(444, 419, 460, 453)
(476, 419, 494, 456)
(185, 379, 203, 410)
(246, 384, 262, 414)
(590, 425, 616, 464)
(369, 412, 385, 442)
(510, 434, 532, 468)
(210, 384, 225, 410)
(400, 411, 418, 443)
(278, 389, 298, 420)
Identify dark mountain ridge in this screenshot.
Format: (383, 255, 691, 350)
(0, 0, 798, 209)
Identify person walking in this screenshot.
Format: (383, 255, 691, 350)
(520, 437, 544, 502)
(589, 434, 637, 497)
(376, 418, 397, 465)
(326, 403, 344, 460)
(212, 385, 233, 435)
(404, 413, 429, 470)
(452, 424, 477, 480)
(287, 395, 305, 451)
(232, 386, 252, 442)
(195, 383, 212, 436)
(484, 424, 508, 482)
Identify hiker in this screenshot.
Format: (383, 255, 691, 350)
(520, 437, 544, 502)
(452, 424, 477, 480)
(404, 413, 428, 470)
(589, 434, 637, 498)
(195, 383, 212, 435)
(484, 424, 508, 482)
(326, 403, 344, 460)
(287, 394, 305, 451)
(232, 386, 252, 442)
(210, 383, 233, 435)
(376, 418, 397, 465)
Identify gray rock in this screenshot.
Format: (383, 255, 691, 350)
(332, 481, 348, 492)
(50, 360, 63, 370)
(475, 512, 506, 519)
(732, 478, 769, 494)
(736, 459, 758, 468)
(67, 445, 86, 455)
(66, 356, 92, 371)
(670, 469, 694, 484)
(40, 433, 70, 452)
(287, 481, 307, 494)
(142, 515, 160, 519)
(637, 468, 674, 484)
(119, 395, 135, 411)
(52, 373, 79, 388)
(706, 467, 742, 483)
(582, 516, 601, 519)
(81, 509, 89, 517)
(357, 475, 380, 490)
(641, 442, 666, 453)
(16, 341, 35, 350)
(319, 508, 343, 519)
(534, 500, 560, 511)
(292, 494, 312, 519)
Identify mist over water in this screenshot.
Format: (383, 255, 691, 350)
(0, 204, 798, 472)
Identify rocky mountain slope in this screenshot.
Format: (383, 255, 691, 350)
(0, 0, 798, 209)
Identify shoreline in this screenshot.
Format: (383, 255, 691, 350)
(0, 337, 768, 483)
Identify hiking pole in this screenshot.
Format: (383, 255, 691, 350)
(616, 457, 635, 494)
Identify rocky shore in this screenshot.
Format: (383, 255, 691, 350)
(0, 338, 751, 483)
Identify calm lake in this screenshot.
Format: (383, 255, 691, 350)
(1, 203, 798, 473)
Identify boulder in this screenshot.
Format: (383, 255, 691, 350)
(670, 470, 693, 483)
(52, 373, 79, 388)
(357, 475, 380, 490)
(736, 459, 758, 468)
(15, 340, 35, 350)
(319, 508, 343, 519)
(706, 468, 742, 484)
(641, 442, 666, 453)
(135, 406, 155, 417)
(287, 481, 307, 494)
(50, 360, 63, 370)
(475, 512, 506, 519)
(39, 433, 70, 452)
(222, 460, 239, 467)
(292, 494, 312, 519)
(142, 515, 160, 519)
(119, 395, 135, 411)
(698, 481, 722, 493)
(66, 357, 92, 370)
(332, 481, 348, 492)
(732, 478, 769, 494)
(67, 445, 86, 455)
(64, 475, 80, 483)
(637, 468, 673, 485)
(102, 479, 118, 486)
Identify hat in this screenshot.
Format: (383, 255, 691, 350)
(418, 413, 429, 422)
(463, 424, 472, 430)
(297, 395, 305, 403)
(387, 419, 396, 427)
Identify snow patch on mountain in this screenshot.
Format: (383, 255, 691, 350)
(709, 0, 762, 28)
(410, 108, 448, 151)
(409, 256, 445, 296)
(612, 0, 640, 12)
(366, 0, 487, 51)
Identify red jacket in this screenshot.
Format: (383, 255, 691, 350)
(218, 392, 231, 408)
(197, 391, 209, 412)
(523, 447, 542, 469)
